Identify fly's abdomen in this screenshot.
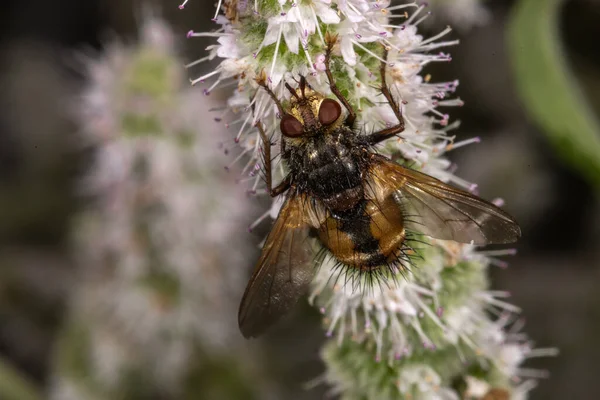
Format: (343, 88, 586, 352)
(317, 197, 406, 269)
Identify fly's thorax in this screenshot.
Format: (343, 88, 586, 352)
(283, 126, 370, 211)
(299, 134, 363, 194)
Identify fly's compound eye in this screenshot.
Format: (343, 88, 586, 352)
(280, 114, 304, 137)
(318, 98, 342, 126)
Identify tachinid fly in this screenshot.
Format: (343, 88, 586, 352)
(238, 34, 521, 338)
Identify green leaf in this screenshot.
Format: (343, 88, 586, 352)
(508, 0, 600, 188)
(0, 356, 42, 400)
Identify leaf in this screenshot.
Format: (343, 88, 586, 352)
(508, 0, 600, 188)
(0, 356, 42, 400)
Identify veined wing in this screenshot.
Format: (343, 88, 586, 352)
(368, 155, 521, 245)
(238, 194, 317, 338)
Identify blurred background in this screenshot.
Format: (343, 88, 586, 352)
(0, 0, 598, 399)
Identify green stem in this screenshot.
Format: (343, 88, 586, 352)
(0, 356, 42, 400)
(508, 0, 600, 189)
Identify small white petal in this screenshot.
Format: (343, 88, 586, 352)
(314, 2, 341, 24)
(282, 24, 300, 54)
(269, 197, 285, 219)
(261, 23, 282, 47)
(216, 35, 239, 58)
(340, 37, 357, 66)
(465, 376, 491, 398)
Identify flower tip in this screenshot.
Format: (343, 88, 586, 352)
(423, 342, 437, 351)
(186, 30, 194, 39)
(492, 198, 505, 207)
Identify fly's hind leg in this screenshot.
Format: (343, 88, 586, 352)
(255, 121, 290, 197)
(251, 77, 290, 196)
(324, 33, 356, 128)
(365, 46, 405, 145)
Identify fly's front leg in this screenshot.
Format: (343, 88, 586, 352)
(324, 33, 356, 128)
(255, 121, 290, 197)
(365, 46, 405, 145)
(256, 71, 285, 117)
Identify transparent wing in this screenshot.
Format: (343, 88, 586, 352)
(238, 194, 315, 338)
(368, 155, 521, 245)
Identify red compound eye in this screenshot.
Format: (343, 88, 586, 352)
(280, 114, 304, 137)
(318, 98, 342, 126)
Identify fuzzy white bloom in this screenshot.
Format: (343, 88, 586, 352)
(184, 1, 555, 398)
(51, 17, 266, 400)
(425, 0, 490, 30)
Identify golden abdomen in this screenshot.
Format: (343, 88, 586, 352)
(317, 196, 406, 269)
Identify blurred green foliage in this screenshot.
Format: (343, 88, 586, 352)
(0, 356, 41, 400)
(508, 0, 600, 189)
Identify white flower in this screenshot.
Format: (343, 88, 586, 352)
(183, 1, 555, 398)
(54, 17, 260, 399)
(464, 376, 491, 398)
(397, 366, 459, 400)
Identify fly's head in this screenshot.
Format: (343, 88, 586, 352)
(279, 76, 344, 143)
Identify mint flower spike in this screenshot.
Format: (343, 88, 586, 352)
(185, 1, 467, 197)
(185, 1, 556, 399)
(52, 17, 268, 399)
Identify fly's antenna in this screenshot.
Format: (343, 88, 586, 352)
(285, 82, 300, 100)
(299, 75, 307, 97)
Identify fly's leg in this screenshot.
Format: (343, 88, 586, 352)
(365, 46, 405, 145)
(253, 73, 290, 196)
(256, 71, 285, 117)
(255, 121, 290, 197)
(324, 33, 356, 128)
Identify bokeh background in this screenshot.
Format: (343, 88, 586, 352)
(0, 0, 598, 399)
